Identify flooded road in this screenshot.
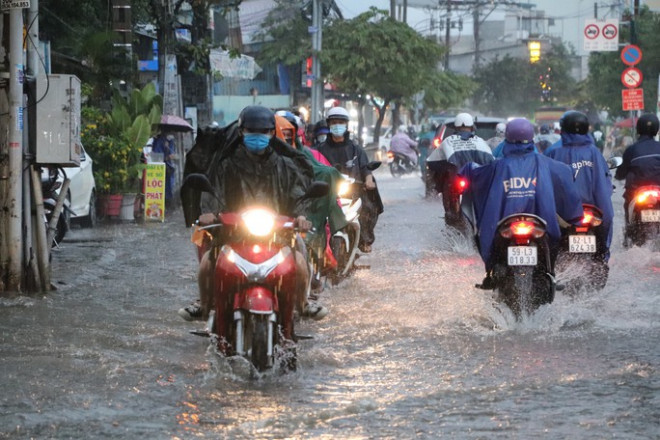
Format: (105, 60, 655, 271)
(1, 170, 659, 439)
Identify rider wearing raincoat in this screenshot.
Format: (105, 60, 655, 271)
(546, 111, 614, 262)
(460, 118, 583, 288)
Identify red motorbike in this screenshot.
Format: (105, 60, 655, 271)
(185, 174, 327, 372)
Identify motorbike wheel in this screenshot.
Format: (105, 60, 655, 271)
(330, 236, 347, 286)
(389, 162, 403, 178)
(501, 267, 533, 318)
(249, 314, 272, 372)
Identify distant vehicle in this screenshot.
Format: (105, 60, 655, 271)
(534, 106, 569, 128)
(431, 116, 507, 150)
(60, 145, 97, 228)
(362, 125, 392, 161)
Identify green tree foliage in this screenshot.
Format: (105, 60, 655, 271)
(322, 8, 445, 138)
(472, 43, 576, 117)
(586, 7, 660, 117)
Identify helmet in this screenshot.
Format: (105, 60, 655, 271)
(495, 122, 506, 135)
(539, 124, 550, 134)
(313, 120, 329, 135)
(275, 110, 298, 131)
(326, 106, 350, 122)
(454, 113, 474, 128)
(238, 106, 275, 130)
(636, 113, 659, 137)
(505, 118, 535, 144)
(398, 124, 407, 133)
(560, 111, 589, 135)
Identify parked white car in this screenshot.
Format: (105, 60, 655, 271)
(60, 145, 97, 228)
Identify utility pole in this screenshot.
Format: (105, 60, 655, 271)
(310, 0, 324, 122)
(6, 7, 25, 291)
(403, 0, 408, 23)
(473, 5, 480, 70)
(390, 0, 396, 18)
(444, 0, 452, 70)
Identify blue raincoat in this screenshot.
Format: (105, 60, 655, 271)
(461, 142, 583, 270)
(546, 132, 615, 254)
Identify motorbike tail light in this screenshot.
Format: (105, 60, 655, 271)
(581, 209, 602, 227)
(501, 220, 545, 240)
(386, 151, 394, 159)
(455, 177, 468, 194)
(433, 137, 442, 149)
(636, 189, 660, 205)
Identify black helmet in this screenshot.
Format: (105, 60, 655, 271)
(238, 106, 275, 130)
(637, 114, 659, 137)
(560, 111, 589, 135)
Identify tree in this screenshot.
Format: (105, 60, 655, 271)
(586, 7, 660, 118)
(472, 42, 576, 117)
(322, 8, 445, 143)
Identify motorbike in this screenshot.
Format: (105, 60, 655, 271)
(488, 214, 556, 318)
(443, 173, 469, 230)
(328, 173, 362, 285)
(328, 161, 381, 285)
(387, 151, 418, 177)
(40, 165, 72, 246)
(185, 174, 328, 372)
(624, 185, 660, 248)
(557, 204, 609, 291)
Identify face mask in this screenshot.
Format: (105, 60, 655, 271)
(243, 133, 271, 153)
(330, 124, 347, 137)
(317, 135, 327, 143)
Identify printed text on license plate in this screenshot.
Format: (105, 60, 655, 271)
(507, 246, 537, 266)
(640, 209, 660, 223)
(569, 235, 596, 253)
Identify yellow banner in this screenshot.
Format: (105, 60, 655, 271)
(144, 163, 166, 221)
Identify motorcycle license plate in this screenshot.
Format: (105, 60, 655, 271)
(569, 235, 597, 253)
(640, 209, 660, 223)
(507, 246, 537, 266)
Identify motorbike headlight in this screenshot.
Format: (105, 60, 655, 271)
(337, 180, 350, 197)
(242, 209, 275, 237)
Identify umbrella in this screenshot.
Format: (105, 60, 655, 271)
(614, 117, 637, 128)
(159, 114, 193, 132)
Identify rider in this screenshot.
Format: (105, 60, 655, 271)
(390, 124, 419, 166)
(546, 111, 614, 264)
(317, 106, 383, 254)
(312, 121, 330, 148)
(178, 106, 328, 321)
(534, 124, 560, 154)
(486, 122, 506, 151)
(614, 113, 660, 222)
(426, 112, 494, 224)
(460, 118, 583, 289)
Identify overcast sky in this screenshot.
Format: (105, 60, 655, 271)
(338, 0, 603, 55)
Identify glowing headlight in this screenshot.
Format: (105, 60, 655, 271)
(337, 180, 350, 197)
(242, 209, 275, 236)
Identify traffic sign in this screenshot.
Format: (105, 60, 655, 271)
(621, 67, 643, 88)
(621, 44, 642, 66)
(583, 19, 619, 52)
(622, 88, 644, 111)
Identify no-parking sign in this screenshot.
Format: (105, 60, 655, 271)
(583, 19, 619, 52)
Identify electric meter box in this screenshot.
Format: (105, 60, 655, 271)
(35, 74, 82, 166)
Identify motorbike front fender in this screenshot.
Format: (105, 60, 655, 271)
(234, 286, 278, 314)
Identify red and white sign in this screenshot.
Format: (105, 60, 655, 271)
(622, 88, 645, 111)
(583, 19, 619, 52)
(621, 67, 643, 88)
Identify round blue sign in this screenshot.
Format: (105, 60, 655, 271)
(621, 44, 642, 66)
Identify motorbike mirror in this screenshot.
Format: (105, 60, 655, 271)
(302, 181, 330, 199)
(366, 161, 382, 171)
(182, 173, 215, 194)
(607, 156, 623, 169)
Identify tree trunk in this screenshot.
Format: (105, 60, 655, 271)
(371, 97, 390, 145)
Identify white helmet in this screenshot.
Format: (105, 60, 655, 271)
(454, 113, 474, 128)
(398, 124, 407, 133)
(326, 106, 350, 122)
(495, 122, 506, 135)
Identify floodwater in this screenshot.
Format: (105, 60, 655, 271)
(1, 170, 659, 439)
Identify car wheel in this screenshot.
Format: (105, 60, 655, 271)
(79, 191, 97, 228)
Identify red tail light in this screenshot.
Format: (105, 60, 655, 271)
(581, 208, 602, 227)
(500, 219, 545, 240)
(433, 137, 442, 148)
(387, 151, 394, 159)
(511, 220, 534, 237)
(455, 177, 468, 194)
(636, 189, 660, 205)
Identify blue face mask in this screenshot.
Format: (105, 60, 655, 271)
(317, 135, 327, 143)
(243, 133, 271, 153)
(330, 124, 347, 137)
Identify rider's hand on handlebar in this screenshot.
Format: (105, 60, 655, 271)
(365, 174, 376, 190)
(198, 213, 217, 226)
(294, 215, 312, 231)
